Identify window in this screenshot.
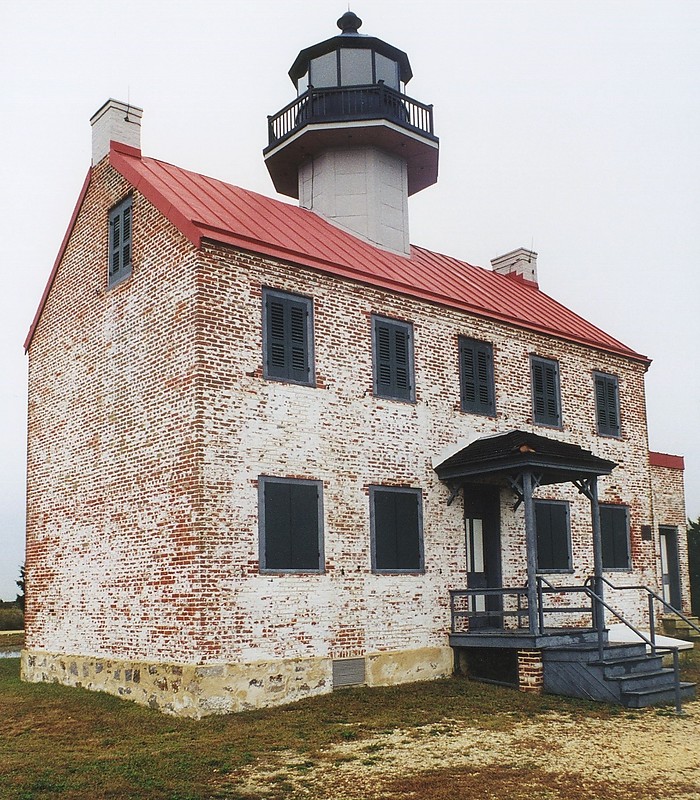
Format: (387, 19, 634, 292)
(370, 487, 423, 572)
(259, 477, 323, 572)
(263, 289, 314, 385)
(535, 500, 571, 571)
(531, 356, 561, 427)
(600, 505, 630, 570)
(594, 372, 620, 437)
(372, 316, 414, 401)
(460, 337, 495, 415)
(108, 196, 132, 287)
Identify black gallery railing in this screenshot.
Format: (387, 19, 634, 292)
(267, 84, 436, 149)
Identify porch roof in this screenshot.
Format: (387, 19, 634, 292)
(434, 430, 616, 486)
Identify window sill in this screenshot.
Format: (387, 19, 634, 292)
(460, 407, 496, 418)
(262, 375, 317, 388)
(536, 569, 574, 575)
(373, 393, 416, 405)
(107, 270, 132, 290)
(532, 421, 563, 431)
(259, 569, 325, 575)
(372, 569, 425, 575)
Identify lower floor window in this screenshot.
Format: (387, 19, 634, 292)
(370, 486, 424, 572)
(259, 477, 323, 572)
(600, 504, 631, 569)
(535, 500, 571, 571)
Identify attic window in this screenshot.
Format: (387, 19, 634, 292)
(108, 196, 132, 287)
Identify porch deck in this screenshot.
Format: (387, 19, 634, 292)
(449, 626, 603, 650)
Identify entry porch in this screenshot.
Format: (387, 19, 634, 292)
(434, 430, 697, 709)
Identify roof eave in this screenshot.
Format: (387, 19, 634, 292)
(24, 168, 92, 353)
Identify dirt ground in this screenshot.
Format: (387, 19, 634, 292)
(231, 701, 700, 800)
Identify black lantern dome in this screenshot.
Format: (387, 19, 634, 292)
(264, 12, 439, 200)
(288, 12, 413, 96)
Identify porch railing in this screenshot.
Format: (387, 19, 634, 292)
(587, 575, 700, 651)
(450, 587, 529, 632)
(450, 577, 696, 713)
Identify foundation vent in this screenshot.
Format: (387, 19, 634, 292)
(332, 657, 366, 688)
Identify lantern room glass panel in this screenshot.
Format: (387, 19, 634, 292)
(340, 48, 373, 85)
(297, 70, 309, 95)
(375, 52, 399, 89)
(310, 51, 338, 87)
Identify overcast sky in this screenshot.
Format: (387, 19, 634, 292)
(1, 0, 698, 600)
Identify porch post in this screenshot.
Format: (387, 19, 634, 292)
(521, 470, 539, 634)
(589, 476, 605, 632)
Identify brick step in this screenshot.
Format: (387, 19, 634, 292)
(622, 682, 696, 709)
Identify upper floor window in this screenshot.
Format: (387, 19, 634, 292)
(459, 337, 495, 416)
(535, 500, 571, 572)
(372, 316, 414, 402)
(258, 477, 324, 572)
(370, 486, 424, 573)
(594, 372, 620, 437)
(531, 356, 561, 428)
(108, 196, 132, 287)
(600, 504, 630, 570)
(262, 289, 314, 385)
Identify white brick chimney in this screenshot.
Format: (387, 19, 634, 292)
(491, 247, 538, 285)
(90, 99, 143, 166)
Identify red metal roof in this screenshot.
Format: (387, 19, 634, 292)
(649, 452, 685, 470)
(25, 141, 650, 365)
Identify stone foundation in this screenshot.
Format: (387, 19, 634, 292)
(21, 645, 452, 718)
(517, 649, 544, 694)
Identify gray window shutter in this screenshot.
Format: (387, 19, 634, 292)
(109, 197, 132, 287)
(595, 373, 620, 437)
(532, 358, 560, 427)
(372, 488, 422, 571)
(600, 505, 630, 569)
(374, 318, 412, 401)
(460, 338, 494, 415)
(535, 501, 570, 571)
(264, 291, 313, 385)
(263, 479, 321, 571)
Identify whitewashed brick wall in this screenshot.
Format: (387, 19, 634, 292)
(25, 160, 681, 668)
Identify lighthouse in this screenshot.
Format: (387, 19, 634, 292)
(264, 11, 439, 255)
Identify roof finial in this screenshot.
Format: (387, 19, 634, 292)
(337, 10, 362, 33)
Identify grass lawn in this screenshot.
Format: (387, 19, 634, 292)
(1, 653, 699, 800)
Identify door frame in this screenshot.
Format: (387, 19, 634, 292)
(659, 525, 682, 611)
(463, 484, 502, 628)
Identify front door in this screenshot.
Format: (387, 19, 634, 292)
(659, 526, 682, 611)
(463, 485, 502, 629)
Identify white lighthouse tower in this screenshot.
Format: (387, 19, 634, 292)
(264, 11, 439, 255)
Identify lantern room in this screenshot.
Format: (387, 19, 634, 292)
(289, 11, 410, 96)
(263, 12, 439, 210)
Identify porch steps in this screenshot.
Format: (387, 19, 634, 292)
(543, 642, 696, 708)
(660, 615, 700, 645)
